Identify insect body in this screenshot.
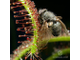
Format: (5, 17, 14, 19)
(38, 9, 69, 36)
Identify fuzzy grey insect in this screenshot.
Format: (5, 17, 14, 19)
(39, 9, 56, 24)
(38, 9, 69, 36)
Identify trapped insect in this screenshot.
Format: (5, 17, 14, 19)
(38, 9, 69, 36)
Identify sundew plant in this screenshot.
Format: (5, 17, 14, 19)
(10, 0, 70, 60)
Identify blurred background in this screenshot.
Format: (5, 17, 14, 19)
(10, 0, 70, 60)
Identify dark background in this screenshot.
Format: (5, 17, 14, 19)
(10, 0, 70, 60)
